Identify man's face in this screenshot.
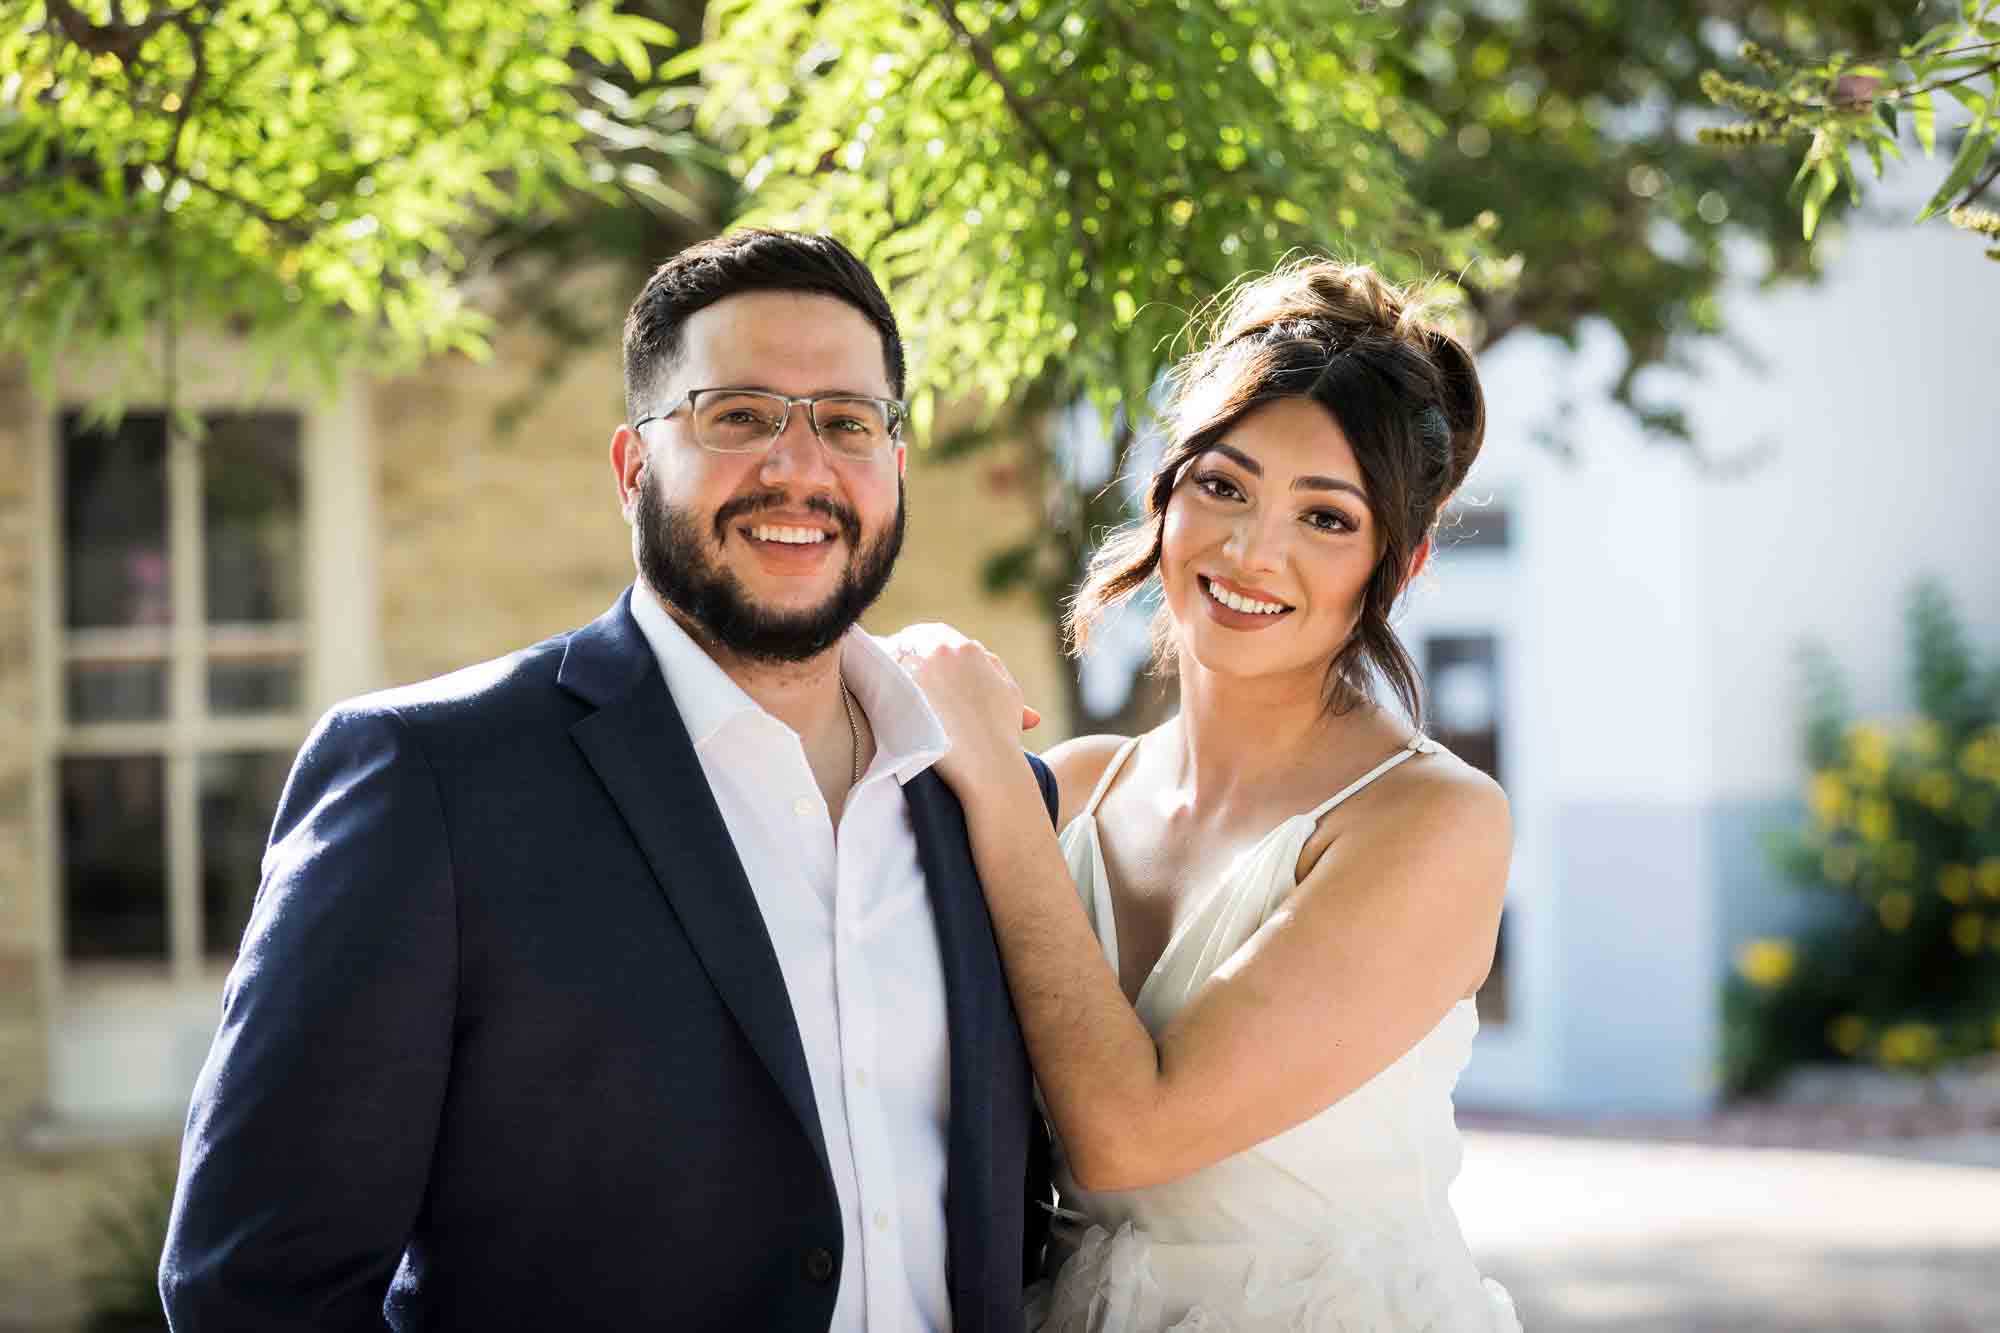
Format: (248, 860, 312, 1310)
(613, 290, 907, 664)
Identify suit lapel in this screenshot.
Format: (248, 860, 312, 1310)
(904, 768, 998, 1331)
(561, 593, 832, 1184)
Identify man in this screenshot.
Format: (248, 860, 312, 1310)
(160, 230, 1054, 1331)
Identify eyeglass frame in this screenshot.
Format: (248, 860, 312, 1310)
(632, 387, 908, 459)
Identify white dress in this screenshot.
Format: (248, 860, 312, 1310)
(1028, 735, 1521, 1333)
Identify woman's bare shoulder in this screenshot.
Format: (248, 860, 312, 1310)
(1299, 739, 1510, 884)
(1038, 732, 1135, 830)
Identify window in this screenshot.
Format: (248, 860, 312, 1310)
(56, 410, 307, 975)
(1425, 632, 1509, 1024)
(1440, 497, 1510, 552)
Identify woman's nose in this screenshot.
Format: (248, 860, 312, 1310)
(1223, 513, 1283, 571)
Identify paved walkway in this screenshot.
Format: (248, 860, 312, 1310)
(1454, 1130, 2000, 1332)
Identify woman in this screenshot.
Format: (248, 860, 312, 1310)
(897, 260, 1521, 1330)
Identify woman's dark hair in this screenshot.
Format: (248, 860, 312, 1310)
(621, 229, 905, 421)
(1065, 260, 1485, 728)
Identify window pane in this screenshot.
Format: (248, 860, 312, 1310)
(61, 756, 168, 960)
(200, 750, 293, 957)
(209, 658, 302, 716)
(1425, 634, 1501, 783)
(204, 412, 303, 625)
(1442, 500, 1510, 551)
(66, 659, 168, 723)
(62, 411, 170, 630)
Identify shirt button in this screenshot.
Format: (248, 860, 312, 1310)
(793, 796, 815, 817)
(803, 1246, 837, 1284)
(854, 1067, 869, 1088)
(873, 1209, 889, 1232)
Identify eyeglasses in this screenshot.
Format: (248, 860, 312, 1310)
(633, 388, 906, 460)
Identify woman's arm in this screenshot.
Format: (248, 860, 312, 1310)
(903, 631, 1509, 1194)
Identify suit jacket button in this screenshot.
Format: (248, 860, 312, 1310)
(804, 1247, 836, 1285)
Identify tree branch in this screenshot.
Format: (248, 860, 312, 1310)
(1961, 157, 2000, 208)
(163, 15, 207, 175)
(925, 0, 1099, 276)
(180, 175, 314, 244)
(926, 0, 1069, 172)
(42, 0, 195, 63)
(1887, 58, 2000, 103)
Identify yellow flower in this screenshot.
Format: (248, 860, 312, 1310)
(1952, 913, 1986, 955)
(1915, 770, 1958, 814)
(1847, 724, 1892, 782)
(1828, 1014, 1869, 1055)
(1823, 845, 1860, 884)
(1941, 864, 1975, 903)
(1978, 858, 2000, 900)
(1904, 720, 1944, 759)
(1883, 841, 1919, 882)
(1961, 729, 2000, 784)
(1808, 771, 1851, 825)
(1876, 1022, 1939, 1068)
(1736, 938, 1796, 989)
(1855, 797, 1894, 844)
(1877, 891, 1915, 933)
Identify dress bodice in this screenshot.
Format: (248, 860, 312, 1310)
(1032, 735, 1520, 1332)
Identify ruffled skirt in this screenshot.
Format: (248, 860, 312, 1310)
(1026, 1221, 1521, 1333)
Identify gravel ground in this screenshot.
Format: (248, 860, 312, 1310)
(1453, 1128, 2000, 1333)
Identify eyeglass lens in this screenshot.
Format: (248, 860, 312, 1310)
(693, 391, 894, 457)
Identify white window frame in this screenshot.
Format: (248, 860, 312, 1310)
(31, 364, 378, 1130)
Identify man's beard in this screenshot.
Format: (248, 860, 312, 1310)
(636, 470, 905, 664)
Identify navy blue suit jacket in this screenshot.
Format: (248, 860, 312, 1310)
(161, 590, 1054, 1331)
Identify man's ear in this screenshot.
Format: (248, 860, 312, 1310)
(611, 425, 645, 515)
(896, 440, 908, 479)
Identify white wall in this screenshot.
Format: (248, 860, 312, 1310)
(1438, 169, 1997, 1115)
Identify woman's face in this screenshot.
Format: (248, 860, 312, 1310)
(1159, 395, 1384, 686)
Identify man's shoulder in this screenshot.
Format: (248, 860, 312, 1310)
(324, 627, 580, 738)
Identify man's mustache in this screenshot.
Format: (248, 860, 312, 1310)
(711, 490, 862, 547)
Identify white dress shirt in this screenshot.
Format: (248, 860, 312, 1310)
(630, 583, 954, 1332)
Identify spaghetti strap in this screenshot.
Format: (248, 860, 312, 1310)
(1080, 736, 1143, 819)
(1301, 734, 1439, 822)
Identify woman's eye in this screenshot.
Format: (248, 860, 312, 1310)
(1194, 473, 1243, 501)
(1306, 509, 1354, 534)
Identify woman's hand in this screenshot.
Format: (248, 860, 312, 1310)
(886, 623, 1041, 789)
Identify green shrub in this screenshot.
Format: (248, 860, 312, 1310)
(1723, 579, 2000, 1096)
(80, 1156, 176, 1333)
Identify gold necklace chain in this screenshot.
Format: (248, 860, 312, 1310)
(839, 677, 861, 786)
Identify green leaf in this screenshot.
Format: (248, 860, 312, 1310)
(1912, 90, 1937, 156)
(1919, 126, 1996, 221)
(1802, 158, 1837, 239)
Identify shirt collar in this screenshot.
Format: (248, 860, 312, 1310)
(628, 581, 950, 784)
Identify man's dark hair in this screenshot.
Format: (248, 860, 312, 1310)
(621, 229, 905, 421)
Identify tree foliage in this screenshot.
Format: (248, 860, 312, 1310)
(684, 0, 1489, 439)
(1703, 0, 2000, 261)
(0, 0, 686, 411)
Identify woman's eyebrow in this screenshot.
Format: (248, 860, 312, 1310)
(1210, 440, 1368, 502)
